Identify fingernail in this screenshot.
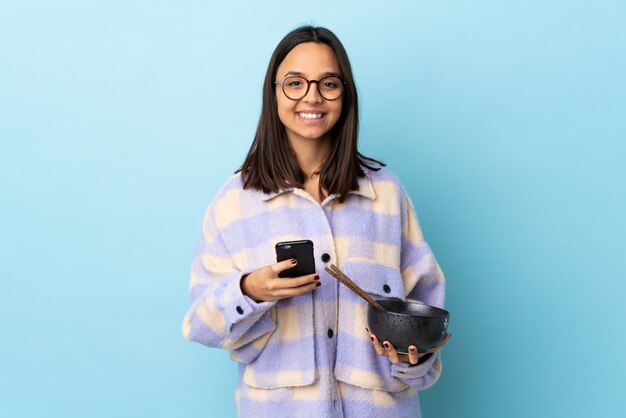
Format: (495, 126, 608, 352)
(316, 282, 321, 287)
(365, 327, 370, 333)
(409, 347, 416, 352)
(314, 275, 320, 280)
(370, 336, 374, 342)
(291, 258, 297, 264)
(383, 342, 389, 349)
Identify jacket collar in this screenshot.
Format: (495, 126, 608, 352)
(261, 171, 376, 202)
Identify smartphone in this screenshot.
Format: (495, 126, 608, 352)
(275, 240, 316, 278)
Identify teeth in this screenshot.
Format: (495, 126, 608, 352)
(298, 112, 323, 119)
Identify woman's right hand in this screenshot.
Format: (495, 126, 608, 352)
(240, 258, 320, 302)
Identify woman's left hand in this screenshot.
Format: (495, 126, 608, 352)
(366, 329, 451, 365)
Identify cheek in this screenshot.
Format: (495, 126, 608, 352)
(329, 101, 343, 122)
(276, 97, 294, 123)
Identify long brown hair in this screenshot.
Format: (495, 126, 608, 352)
(238, 26, 384, 203)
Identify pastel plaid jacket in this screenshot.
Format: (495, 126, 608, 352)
(182, 166, 446, 418)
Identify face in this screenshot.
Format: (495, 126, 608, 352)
(274, 42, 343, 144)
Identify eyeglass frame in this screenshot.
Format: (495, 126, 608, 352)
(274, 75, 346, 101)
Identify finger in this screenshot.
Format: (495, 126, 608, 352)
(439, 332, 452, 346)
(408, 345, 419, 365)
(427, 332, 452, 354)
(274, 273, 319, 289)
(273, 280, 321, 299)
(369, 332, 387, 357)
(383, 341, 400, 364)
(397, 353, 411, 363)
(270, 258, 298, 275)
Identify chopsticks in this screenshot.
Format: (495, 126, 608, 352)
(324, 263, 385, 312)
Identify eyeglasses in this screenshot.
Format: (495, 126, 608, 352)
(274, 75, 345, 101)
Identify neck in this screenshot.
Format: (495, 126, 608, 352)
(289, 135, 331, 179)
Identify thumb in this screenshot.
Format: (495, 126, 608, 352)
(271, 258, 298, 276)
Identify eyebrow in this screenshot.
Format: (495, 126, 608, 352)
(283, 71, 342, 78)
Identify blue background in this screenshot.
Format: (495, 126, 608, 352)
(1, 1, 625, 417)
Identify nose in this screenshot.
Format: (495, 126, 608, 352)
(302, 80, 323, 103)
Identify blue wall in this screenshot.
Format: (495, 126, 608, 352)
(1, 1, 625, 417)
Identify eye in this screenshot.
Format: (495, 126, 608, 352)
(284, 76, 306, 89)
(320, 77, 342, 90)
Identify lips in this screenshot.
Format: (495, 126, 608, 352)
(296, 111, 326, 125)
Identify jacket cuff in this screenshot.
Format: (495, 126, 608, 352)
(391, 352, 438, 380)
(223, 273, 275, 325)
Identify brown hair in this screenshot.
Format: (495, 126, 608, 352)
(238, 26, 384, 203)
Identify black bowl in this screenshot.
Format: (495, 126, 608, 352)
(367, 299, 449, 353)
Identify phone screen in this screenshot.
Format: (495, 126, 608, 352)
(275, 240, 316, 278)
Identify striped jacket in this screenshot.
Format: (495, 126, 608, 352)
(182, 166, 446, 418)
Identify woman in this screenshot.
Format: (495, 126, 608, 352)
(182, 26, 450, 418)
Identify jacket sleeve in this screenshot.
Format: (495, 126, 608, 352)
(181, 197, 277, 364)
(390, 188, 446, 390)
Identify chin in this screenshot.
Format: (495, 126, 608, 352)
(302, 131, 331, 141)
(287, 127, 331, 141)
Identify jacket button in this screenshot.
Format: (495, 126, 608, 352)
(321, 253, 331, 263)
(236, 306, 244, 315)
(383, 284, 391, 293)
(327, 328, 334, 338)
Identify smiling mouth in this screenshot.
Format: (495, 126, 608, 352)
(297, 112, 325, 119)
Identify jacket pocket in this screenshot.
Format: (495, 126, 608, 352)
(334, 258, 408, 392)
(242, 292, 318, 389)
